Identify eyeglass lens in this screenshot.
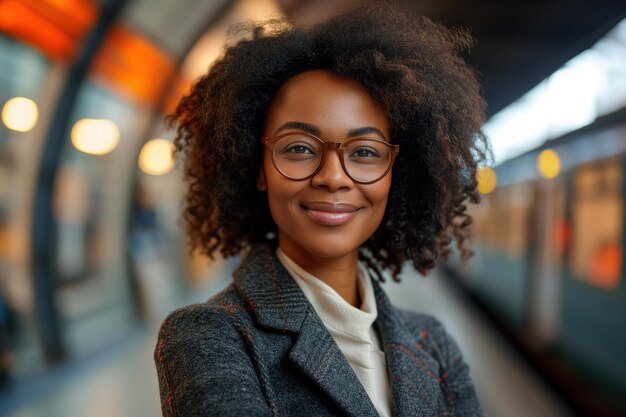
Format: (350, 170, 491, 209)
(272, 133, 392, 183)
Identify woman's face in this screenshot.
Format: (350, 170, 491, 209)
(260, 70, 392, 263)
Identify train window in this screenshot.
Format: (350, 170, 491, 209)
(504, 182, 533, 259)
(569, 158, 624, 290)
(479, 183, 533, 259)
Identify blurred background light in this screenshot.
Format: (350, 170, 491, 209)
(70, 118, 120, 155)
(138, 138, 175, 175)
(537, 149, 561, 179)
(476, 166, 497, 194)
(1, 96, 39, 132)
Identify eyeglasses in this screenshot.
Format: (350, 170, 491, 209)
(262, 132, 399, 184)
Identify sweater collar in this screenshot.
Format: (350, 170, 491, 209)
(233, 243, 417, 342)
(233, 244, 397, 335)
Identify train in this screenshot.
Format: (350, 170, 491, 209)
(450, 107, 626, 416)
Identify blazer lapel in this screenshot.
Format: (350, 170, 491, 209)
(289, 309, 380, 417)
(372, 279, 445, 417)
(234, 245, 379, 417)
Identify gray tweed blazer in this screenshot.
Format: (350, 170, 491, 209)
(154, 244, 485, 417)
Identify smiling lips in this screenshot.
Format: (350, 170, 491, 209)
(302, 201, 361, 225)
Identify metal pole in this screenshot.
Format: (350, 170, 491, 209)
(31, 0, 129, 362)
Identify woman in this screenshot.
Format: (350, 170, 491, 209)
(155, 4, 489, 417)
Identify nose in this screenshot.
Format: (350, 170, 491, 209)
(310, 149, 354, 191)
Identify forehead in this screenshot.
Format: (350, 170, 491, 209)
(264, 70, 389, 137)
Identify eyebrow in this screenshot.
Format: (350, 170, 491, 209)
(347, 127, 386, 139)
(274, 121, 320, 135)
(274, 122, 387, 140)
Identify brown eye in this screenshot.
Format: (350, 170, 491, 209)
(350, 147, 381, 159)
(282, 144, 316, 155)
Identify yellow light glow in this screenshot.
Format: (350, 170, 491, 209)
(71, 118, 120, 155)
(2, 97, 39, 132)
(138, 139, 175, 175)
(476, 166, 497, 194)
(537, 149, 561, 179)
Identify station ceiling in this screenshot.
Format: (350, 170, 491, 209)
(105, 0, 626, 117)
(279, 0, 626, 116)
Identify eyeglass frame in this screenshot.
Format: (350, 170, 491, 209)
(262, 132, 400, 185)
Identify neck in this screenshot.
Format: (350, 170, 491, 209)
(278, 241, 361, 307)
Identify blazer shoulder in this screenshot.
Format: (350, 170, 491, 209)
(156, 283, 250, 344)
(393, 309, 486, 416)
(154, 284, 273, 416)
(395, 308, 464, 368)
(394, 307, 443, 337)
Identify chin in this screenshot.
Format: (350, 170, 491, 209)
(297, 237, 362, 260)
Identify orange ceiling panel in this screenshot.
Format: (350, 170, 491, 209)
(0, 0, 98, 61)
(90, 24, 175, 103)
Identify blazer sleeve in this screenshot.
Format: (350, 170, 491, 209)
(154, 304, 273, 417)
(426, 316, 487, 417)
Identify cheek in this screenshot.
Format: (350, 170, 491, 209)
(367, 177, 392, 214)
(358, 177, 391, 241)
(263, 157, 300, 221)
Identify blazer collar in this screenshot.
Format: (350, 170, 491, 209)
(233, 245, 379, 417)
(233, 244, 443, 417)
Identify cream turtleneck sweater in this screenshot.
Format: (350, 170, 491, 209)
(276, 248, 393, 417)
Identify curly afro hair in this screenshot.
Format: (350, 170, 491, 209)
(169, 4, 490, 281)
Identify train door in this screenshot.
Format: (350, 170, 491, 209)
(527, 177, 567, 348)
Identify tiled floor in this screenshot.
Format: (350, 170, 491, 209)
(1, 268, 574, 417)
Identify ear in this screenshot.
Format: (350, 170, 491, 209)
(256, 170, 267, 191)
